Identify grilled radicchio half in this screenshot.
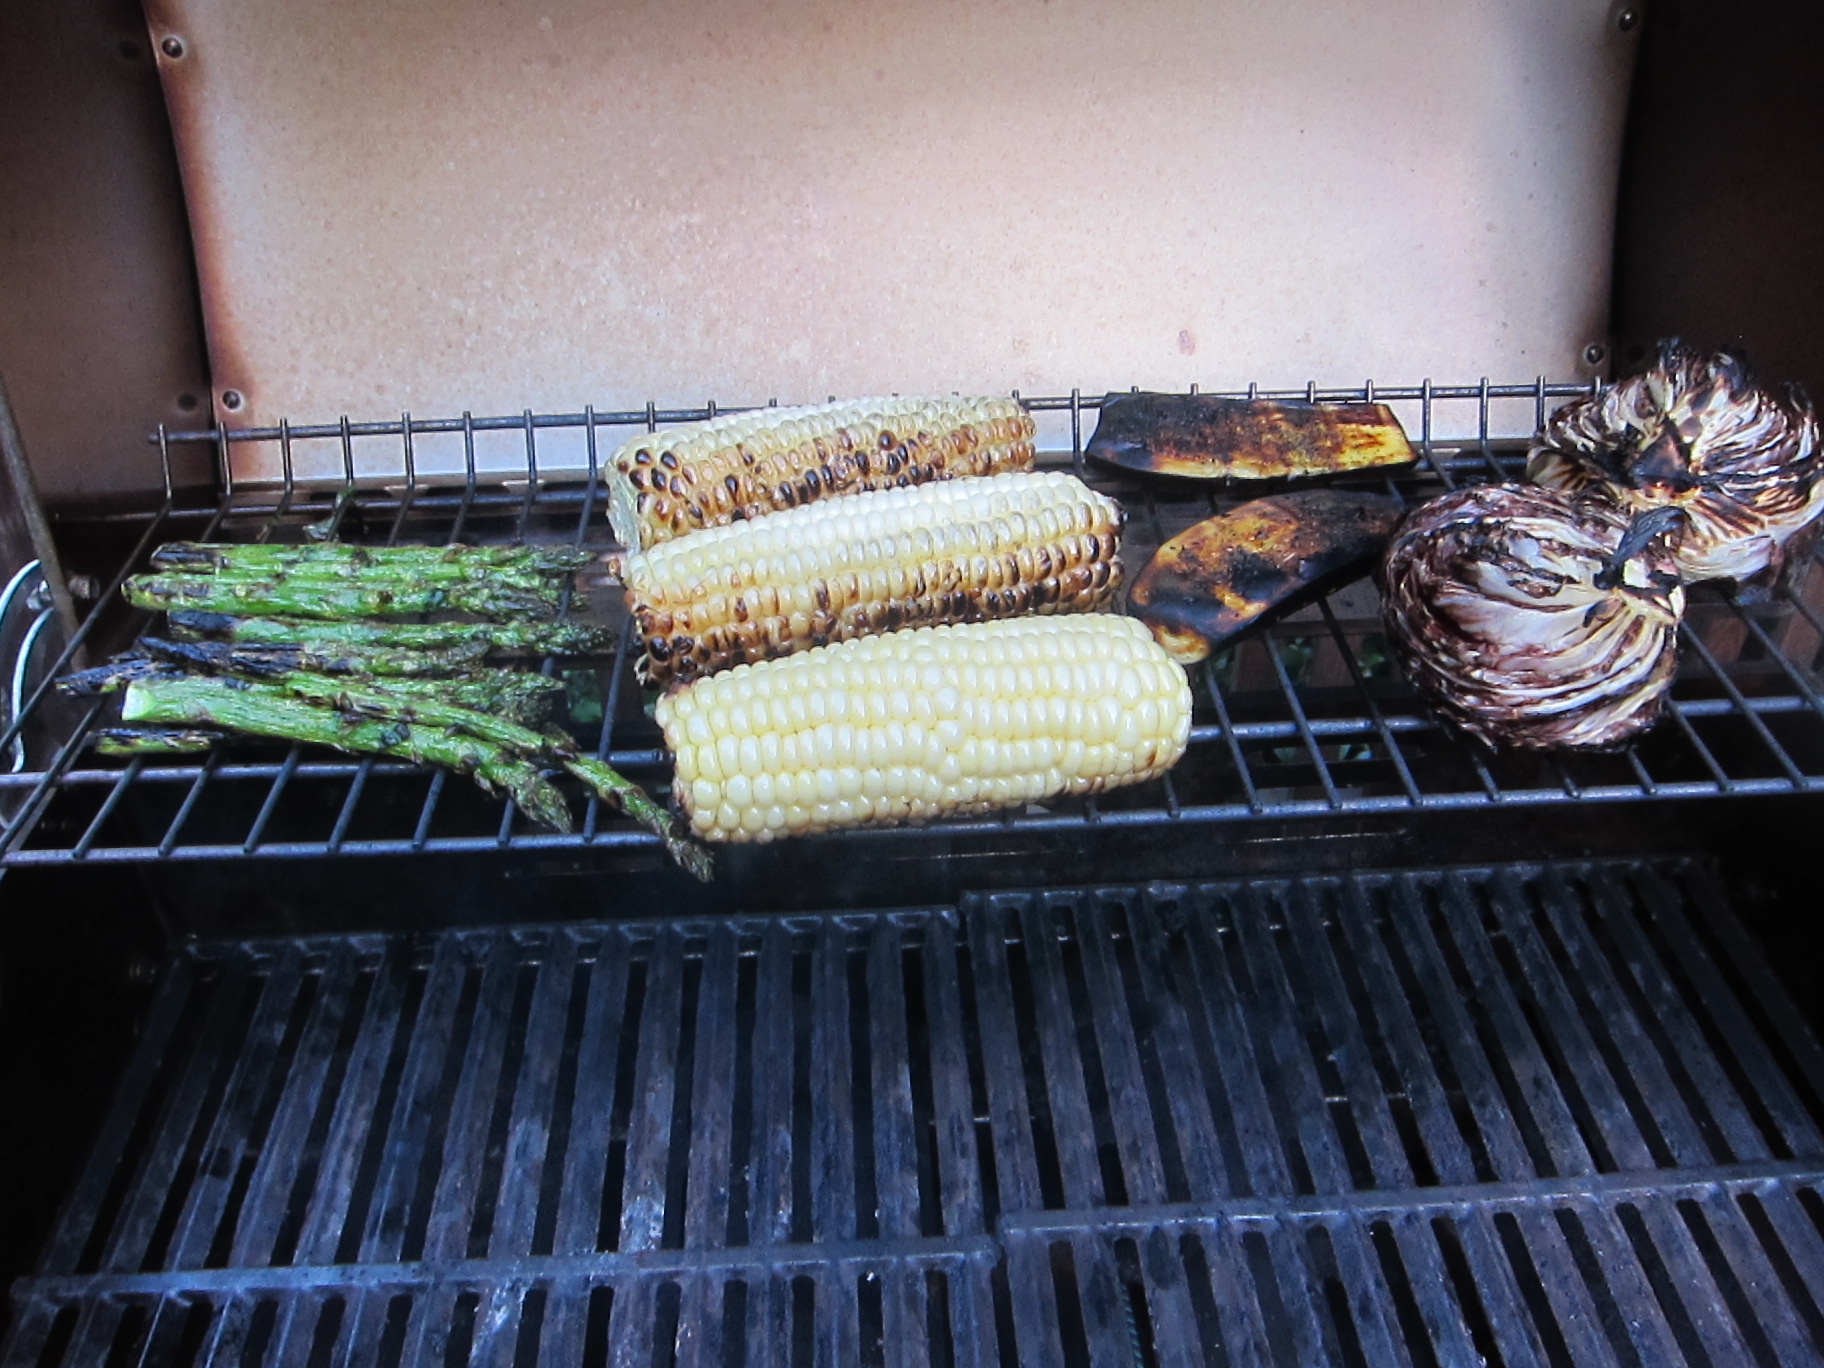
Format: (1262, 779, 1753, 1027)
(1527, 340, 1823, 585)
(1382, 484, 1685, 750)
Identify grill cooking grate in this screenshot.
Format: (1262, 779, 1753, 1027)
(5, 381, 1824, 868)
(6, 857, 1823, 1365)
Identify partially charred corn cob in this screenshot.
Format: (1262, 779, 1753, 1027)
(607, 396, 1036, 550)
(622, 472, 1125, 686)
(656, 615, 1192, 843)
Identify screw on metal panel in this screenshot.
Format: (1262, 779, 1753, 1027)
(1584, 344, 1607, 366)
(160, 36, 185, 58)
(221, 390, 244, 411)
(1618, 8, 1640, 30)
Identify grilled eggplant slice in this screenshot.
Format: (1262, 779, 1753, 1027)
(1129, 489, 1405, 663)
(1087, 393, 1415, 480)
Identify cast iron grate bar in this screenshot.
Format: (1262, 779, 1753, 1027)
(7, 857, 1823, 1365)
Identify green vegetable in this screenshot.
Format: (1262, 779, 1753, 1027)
(120, 674, 574, 833)
(91, 727, 222, 756)
(149, 541, 594, 577)
(125, 573, 563, 621)
(118, 673, 712, 879)
(164, 611, 612, 656)
(72, 537, 712, 880)
(135, 639, 560, 723)
(138, 634, 493, 679)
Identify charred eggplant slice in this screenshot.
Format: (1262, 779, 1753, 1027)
(1129, 489, 1405, 663)
(1087, 393, 1415, 480)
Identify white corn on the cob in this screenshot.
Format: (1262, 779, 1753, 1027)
(655, 615, 1192, 842)
(606, 395, 1036, 550)
(622, 471, 1125, 685)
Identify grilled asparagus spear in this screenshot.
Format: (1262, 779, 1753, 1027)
(137, 560, 572, 600)
(120, 674, 575, 833)
(125, 573, 564, 620)
(559, 755, 716, 882)
(57, 652, 174, 696)
(138, 634, 494, 678)
(136, 638, 562, 722)
(279, 676, 570, 755)
(59, 646, 561, 726)
(92, 727, 223, 755)
(114, 673, 712, 878)
(150, 542, 595, 577)
(164, 611, 613, 657)
(276, 675, 712, 879)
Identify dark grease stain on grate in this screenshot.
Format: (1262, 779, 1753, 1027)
(6, 858, 1824, 1365)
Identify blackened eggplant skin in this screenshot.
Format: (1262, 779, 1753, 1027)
(1381, 483, 1686, 751)
(1087, 393, 1415, 480)
(1130, 489, 1406, 663)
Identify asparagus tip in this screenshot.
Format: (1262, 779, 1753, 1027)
(668, 829, 717, 882)
(562, 755, 715, 880)
(518, 778, 576, 835)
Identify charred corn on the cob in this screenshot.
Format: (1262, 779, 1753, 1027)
(656, 615, 1192, 842)
(622, 472, 1125, 685)
(607, 395, 1036, 550)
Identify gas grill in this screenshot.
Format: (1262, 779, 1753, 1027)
(3, 381, 1824, 1366)
(5, 1, 1824, 1363)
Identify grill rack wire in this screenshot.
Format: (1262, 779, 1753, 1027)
(5, 379, 1824, 869)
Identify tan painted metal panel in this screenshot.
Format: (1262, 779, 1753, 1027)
(146, 0, 1639, 482)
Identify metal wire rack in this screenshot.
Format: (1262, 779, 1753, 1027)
(4, 379, 1824, 871)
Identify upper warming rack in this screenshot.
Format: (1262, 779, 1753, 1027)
(3, 379, 1823, 871)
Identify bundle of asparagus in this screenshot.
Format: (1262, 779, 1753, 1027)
(62, 541, 713, 880)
